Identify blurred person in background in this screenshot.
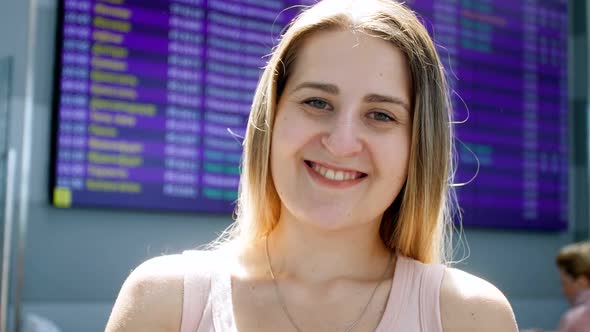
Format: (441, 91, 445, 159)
(555, 241, 590, 332)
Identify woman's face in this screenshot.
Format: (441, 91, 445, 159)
(559, 269, 580, 304)
(559, 268, 590, 305)
(270, 29, 412, 230)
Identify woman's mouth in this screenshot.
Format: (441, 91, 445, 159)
(304, 160, 367, 182)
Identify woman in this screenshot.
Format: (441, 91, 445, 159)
(106, 0, 518, 331)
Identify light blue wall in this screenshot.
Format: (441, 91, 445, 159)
(0, 0, 584, 331)
(455, 230, 573, 330)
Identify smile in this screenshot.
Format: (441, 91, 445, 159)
(304, 160, 367, 182)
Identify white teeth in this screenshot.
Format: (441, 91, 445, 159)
(326, 169, 335, 180)
(310, 162, 359, 181)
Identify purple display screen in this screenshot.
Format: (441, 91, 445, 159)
(51, 0, 568, 230)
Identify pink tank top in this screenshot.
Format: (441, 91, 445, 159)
(180, 250, 446, 332)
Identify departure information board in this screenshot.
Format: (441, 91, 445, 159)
(407, 0, 568, 230)
(51, 0, 568, 229)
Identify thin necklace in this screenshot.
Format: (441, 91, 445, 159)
(265, 236, 394, 332)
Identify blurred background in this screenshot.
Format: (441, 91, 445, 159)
(0, 0, 586, 331)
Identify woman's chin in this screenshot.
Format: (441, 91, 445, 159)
(279, 200, 380, 233)
(297, 211, 367, 232)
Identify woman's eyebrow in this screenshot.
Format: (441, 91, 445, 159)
(293, 82, 339, 94)
(364, 94, 410, 112)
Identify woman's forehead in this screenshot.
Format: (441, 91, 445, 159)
(286, 30, 411, 100)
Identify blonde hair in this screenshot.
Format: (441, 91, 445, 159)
(215, 0, 458, 264)
(556, 241, 590, 280)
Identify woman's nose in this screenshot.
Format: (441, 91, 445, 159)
(320, 112, 363, 158)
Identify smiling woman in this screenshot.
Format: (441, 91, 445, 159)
(270, 30, 412, 233)
(105, 1, 518, 332)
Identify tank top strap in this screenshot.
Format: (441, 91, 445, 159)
(376, 255, 445, 332)
(418, 260, 446, 332)
(180, 250, 215, 332)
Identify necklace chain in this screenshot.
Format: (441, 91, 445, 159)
(265, 236, 393, 332)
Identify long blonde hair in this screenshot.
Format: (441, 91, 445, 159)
(214, 0, 458, 264)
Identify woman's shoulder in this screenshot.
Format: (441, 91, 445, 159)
(439, 267, 518, 332)
(559, 300, 590, 331)
(105, 252, 209, 332)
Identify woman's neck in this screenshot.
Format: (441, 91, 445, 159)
(261, 212, 393, 284)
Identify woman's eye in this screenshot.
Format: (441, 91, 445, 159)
(368, 111, 395, 122)
(303, 98, 331, 110)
